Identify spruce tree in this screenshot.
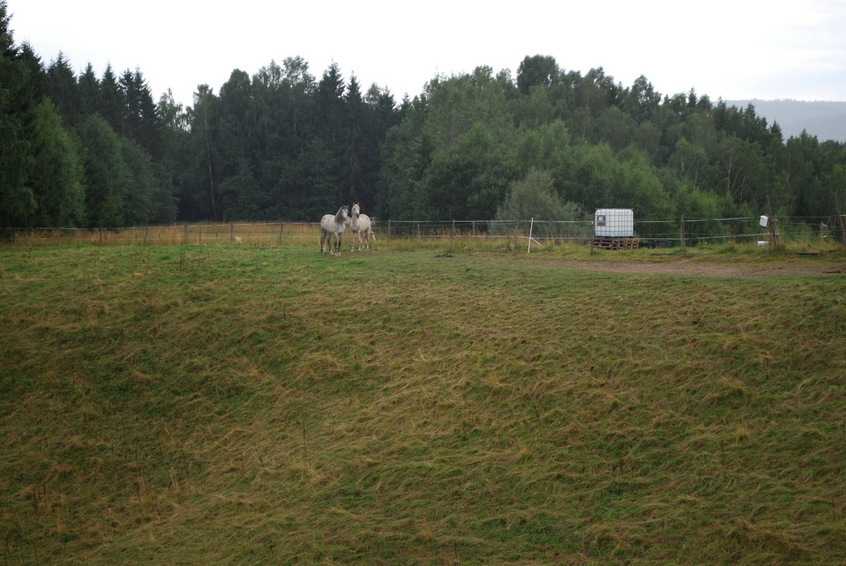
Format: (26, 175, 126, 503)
(120, 68, 161, 158)
(45, 52, 80, 125)
(77, 63, 100, 120)
(0, 1, 36, 229)
(99, 64, 125, 133)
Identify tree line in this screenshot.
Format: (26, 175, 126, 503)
(3, 2, 845, 234)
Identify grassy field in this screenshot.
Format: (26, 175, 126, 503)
(1, 243, 845, 564)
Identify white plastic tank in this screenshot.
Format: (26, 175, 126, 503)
(595, 209, 634, 238)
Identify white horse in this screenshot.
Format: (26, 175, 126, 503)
(349, 203, 374, 251)
(320, 206, 349, 255)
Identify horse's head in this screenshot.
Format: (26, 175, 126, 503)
(351, 203, 360, 218)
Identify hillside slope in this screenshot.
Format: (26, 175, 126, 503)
(726, 99, 846, 142)
(2, 246, 845, 564)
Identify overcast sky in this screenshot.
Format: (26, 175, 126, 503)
(7, 0, 846, 109)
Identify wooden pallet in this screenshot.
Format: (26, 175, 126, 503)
(593, 237, 639, 250)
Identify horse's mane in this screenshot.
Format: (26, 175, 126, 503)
(335, 207, 347, 223)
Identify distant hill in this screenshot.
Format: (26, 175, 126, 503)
(725, 99, 846, 143)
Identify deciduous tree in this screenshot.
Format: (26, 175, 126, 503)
(494, 168, 584, 237)
(27, 99, 85, 226)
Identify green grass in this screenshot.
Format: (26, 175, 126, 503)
(1, 245, 845, 564)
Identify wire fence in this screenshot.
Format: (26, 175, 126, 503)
(3, 215, 846, 250)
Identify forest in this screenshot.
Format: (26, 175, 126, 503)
(2, 1, 845, 233)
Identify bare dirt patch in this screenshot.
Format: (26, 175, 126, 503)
(542, 255, 846, 278)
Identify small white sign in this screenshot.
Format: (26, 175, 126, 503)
(759, 215, 769, 227)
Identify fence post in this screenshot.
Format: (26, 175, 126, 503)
(387, 219, 392, 248)
(451, 219, 455, 243)
(766, 196, 781, 251)
(680, 216, 686, 254)
(514, 220, 519, 251)
(527, 217, 534, 253)
(590, 216, 595, 255)
(279, 221, 284, 244)
(836, 194, 846, 249)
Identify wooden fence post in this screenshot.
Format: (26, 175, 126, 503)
(514, 220, 519, 250)
(766, 196, 781, 251)
(836, 194, 846, 249)
(590, 217, 595, 255)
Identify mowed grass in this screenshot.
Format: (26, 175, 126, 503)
(1, 244, 845, 564)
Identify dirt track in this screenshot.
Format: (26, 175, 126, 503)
(545, 256, 846, 278)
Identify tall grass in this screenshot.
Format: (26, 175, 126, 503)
(9, 221, 845, 256)
(1, 245, 844, 564)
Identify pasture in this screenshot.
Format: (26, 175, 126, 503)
(1, 243, 845, 564)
